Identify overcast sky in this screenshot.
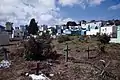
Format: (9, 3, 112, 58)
(0, 0, 120, 26)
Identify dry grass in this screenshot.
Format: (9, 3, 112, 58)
(0, 36, 120, 80)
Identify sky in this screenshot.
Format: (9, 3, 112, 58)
(0, 0, 120, 26)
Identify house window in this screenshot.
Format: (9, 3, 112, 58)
(95, 26, 98, 29)
(17, 33, 19, 37)
(15, 27, 19, 30)
(88, 25, 90, 31)
(105, 28, 107, 31)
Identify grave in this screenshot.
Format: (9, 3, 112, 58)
(26, 62, 51, 80)
(63, 43, 70, 62)
(0, 47, 11, 68)
(85, 46, 97, 59)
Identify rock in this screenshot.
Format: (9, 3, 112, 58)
(0, 60, 11, 68)
(29, 74, 51, 80)
(49, 74, 54, 77)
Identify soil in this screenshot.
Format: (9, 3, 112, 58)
(0, 38, 120, 80)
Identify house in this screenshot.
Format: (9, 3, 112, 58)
(69, 26, 80, 30)
(110, 25, 120, 43)
(56, 25, 63, 36)
(81, 21, 102, 35)
(20, 25, 27, 38)
(63, 29, 71, 35)
(41, 25, 48, 31)
(12, 27, 24, 40)
(39, 26, 44, 32)
(5, 22, 14, 39)
(100, 25, 117, 37)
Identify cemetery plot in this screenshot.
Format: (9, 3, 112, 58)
(0, 47, 11, 68)
(0, 36, 120, 80)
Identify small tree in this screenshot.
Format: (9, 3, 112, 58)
(27, 18, 38, 35)
(97, 33, 110, 53)
(24, 31, 55, 61)
(57, 35, 70, 43)
(97, 33, 110, 44)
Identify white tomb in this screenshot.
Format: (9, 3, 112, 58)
(29, 74, 51, 80)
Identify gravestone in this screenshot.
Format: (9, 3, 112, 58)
(31, 62, 41, 75)
(29, 74, 51, 80)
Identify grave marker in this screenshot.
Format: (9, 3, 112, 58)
(31, 62, 41, 75)
(0, 47, 11, 68)
(85, 46, 96, 59)
(64, 43, 70, 62)
(0, 47, 9, 60)
(28, 62, 51, 80)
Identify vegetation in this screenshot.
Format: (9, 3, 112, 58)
(97, 33, 110, 44)
(96, 33, 110, 53)
(57, 35, 71, 43)
(27, 18, 38, 35)
(66, 21, 77, 29)
(24, 31, 54, 61)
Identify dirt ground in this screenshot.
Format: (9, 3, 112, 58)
(0, 37, 120, 80)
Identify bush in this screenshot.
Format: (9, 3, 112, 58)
(23, 32, 54, 61)
(57, 35, 70, 43)
(97, 43, 106, 53)
(97, 33, 110, 44)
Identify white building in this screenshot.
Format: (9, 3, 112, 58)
(39, 26, 44, 32)
(69, 26, 80, 30)
(63, 29, 71, 35)
(100, 25, 117, 37)
(81, 21, 102, 35)
(81, 21, 102, 29)
(5, 22, 14, 39)
(87, 29, 100, 35)
(12, 27, 24, 40)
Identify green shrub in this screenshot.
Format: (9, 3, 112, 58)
(24, 32, 53, 61)
(97, 33, 110, 44)
(57, 35, 70, 43)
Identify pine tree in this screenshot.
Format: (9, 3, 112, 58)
(28, 18, 38, 35)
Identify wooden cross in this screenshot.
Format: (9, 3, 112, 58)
(64, 43, 70, 62)
(31, 62, 41, 75)
(100, 61, 111, 76)
(85, 46, 96, 59)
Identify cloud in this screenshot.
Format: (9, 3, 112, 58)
(0, 0, 106, 26)
(58, 0, 105, 8)
(57, 18, 74, 25)
(0, 0, 60, 26)
(59, 0, 80, 6)
(89, 0, 105, 5)
(109, 3, 120, 10)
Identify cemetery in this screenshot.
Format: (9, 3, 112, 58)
(0, 19, 120, 80)
(0, 33, 120, 80)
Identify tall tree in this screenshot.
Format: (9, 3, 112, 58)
(28, 18, 38, 35)
(66, 21, 77, 26)
(66, 21, 77, 29)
